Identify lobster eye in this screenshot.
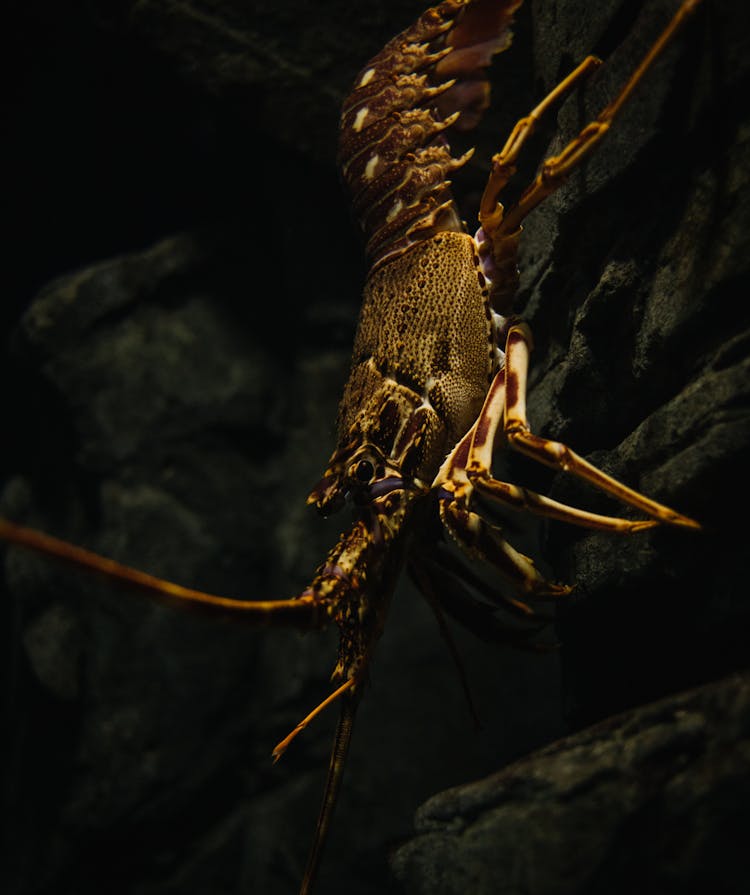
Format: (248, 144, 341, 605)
(353, 459, 375, 483)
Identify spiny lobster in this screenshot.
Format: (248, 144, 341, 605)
(1, 0, 707, 892)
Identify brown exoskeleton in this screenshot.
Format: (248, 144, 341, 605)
(1, 1, 706, 892)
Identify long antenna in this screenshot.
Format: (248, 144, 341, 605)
(299, 690, 359, 895)
(0, 517, 320, 627)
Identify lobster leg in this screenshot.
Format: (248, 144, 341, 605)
(478, 53, 601, 232)
(435, 361, 663, 532)
(0, 517, 324, 627)
(498, 323, 700, 527)
(486, 0, 705, 241)
(433, 404, 567, 615)
(437, 475, 571, 615)
(475, 53, 602, 310)
(472, 474, 659, 532)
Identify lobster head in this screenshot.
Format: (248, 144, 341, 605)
(304, 377, 440, 681)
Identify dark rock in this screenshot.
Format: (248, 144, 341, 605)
(2, 2, 748, 895)
(391, 672, 750, 895)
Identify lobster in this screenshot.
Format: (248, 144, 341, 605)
(0, 0, 711, 892)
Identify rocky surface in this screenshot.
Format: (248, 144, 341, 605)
(2, 2, 749, 895)
(391, 672, 750, 895)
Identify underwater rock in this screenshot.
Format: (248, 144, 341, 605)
(391, 672, 750, 895)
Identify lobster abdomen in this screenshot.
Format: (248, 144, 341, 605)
(338, 0, 523, 270)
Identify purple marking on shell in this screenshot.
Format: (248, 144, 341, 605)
(322, 563, 349, 583)
(370, 476, 404, 498)
(475, 226, 499, 283)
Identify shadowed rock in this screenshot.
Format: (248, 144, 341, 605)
(392, 672, 750, 895)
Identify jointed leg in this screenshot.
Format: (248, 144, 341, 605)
(490, 0, 705, 239)
(499, 323, 700, 528)
(440, 494, 571, 610)
(473, 477, 658, 533)
(433, 417, 571, 617)
(434, 343, 678, 534)
(432, 341, 697, 615)
(478, 54, 602, 233)
(476, 55, 602, 311)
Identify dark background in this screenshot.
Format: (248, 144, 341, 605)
(2, 1, 749, 893)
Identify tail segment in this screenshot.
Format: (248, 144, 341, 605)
(338, 0, 523, 269)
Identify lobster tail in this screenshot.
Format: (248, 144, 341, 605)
(338, 0, 523, 269)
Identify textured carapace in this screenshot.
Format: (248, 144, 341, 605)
(313, 232, 498, 513)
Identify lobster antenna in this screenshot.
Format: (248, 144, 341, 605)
(0, 517, 319, 628)
(272, 677, 356, 762)
(299, 691, 359, 895)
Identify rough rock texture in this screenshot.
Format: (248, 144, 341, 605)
(391, 672, 750, 895)
(2, 2, 749, 895)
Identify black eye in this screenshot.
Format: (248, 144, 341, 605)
(354, 459, 375, 483)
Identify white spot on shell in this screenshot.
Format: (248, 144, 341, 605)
(358, 68, 376, 88)
(363, 155, 380, 181)
(353, 107, 369, 132)
(386, 199, 403, 222)
(419, 376, 437, 411)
